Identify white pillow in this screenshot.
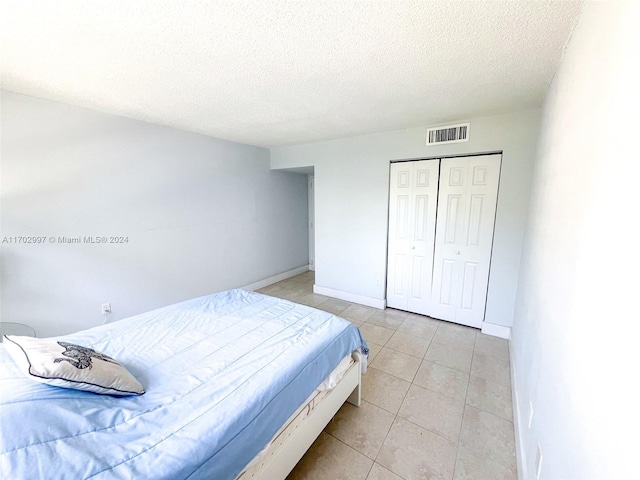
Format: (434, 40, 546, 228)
(3, 335, 145, 396)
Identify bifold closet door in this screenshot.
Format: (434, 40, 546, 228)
(386, 160, 439, 315)
(430, 154, 501, 328)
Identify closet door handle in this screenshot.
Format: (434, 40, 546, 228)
(455, 251, 460, 255)
(411, 246, 415, 250)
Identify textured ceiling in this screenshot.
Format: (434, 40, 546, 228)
(0, 1, 581, 147)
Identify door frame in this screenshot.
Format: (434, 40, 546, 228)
(385, 151, 503, 326)
(308, 174, 315, 271)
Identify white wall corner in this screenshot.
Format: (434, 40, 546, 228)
(480, 321, 511, 339)
(313, 285, 386, 310)
(241, 265, 310, 291)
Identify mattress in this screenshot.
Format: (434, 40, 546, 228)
(0, 289, 368, 479)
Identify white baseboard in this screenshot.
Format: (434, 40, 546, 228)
(481, 321, 511, 339)
(313, 285, 386, 309)
(510, 339, 527, 480)
(241, 265, 310, 291)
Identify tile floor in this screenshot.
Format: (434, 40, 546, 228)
(257, 271, 516, 480)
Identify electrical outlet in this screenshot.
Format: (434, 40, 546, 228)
(101, 303, 111, 315)
(375, 278, 381, 286)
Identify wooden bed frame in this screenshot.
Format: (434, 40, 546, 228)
(237, 353, 362, 479)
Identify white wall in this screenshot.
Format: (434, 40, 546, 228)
(511, 1, 639, 479)
(0, 91, 309, 337)
(272, 109, 541, 330)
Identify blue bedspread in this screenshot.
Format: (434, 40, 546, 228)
(0, 289, 368, 479)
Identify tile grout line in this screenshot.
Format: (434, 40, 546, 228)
(449, 331, 479, 479)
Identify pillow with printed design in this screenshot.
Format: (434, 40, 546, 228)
(3, 335, 145, 396)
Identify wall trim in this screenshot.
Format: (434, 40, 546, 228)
(481, 321, 511, 339)
(313, 285, 386, 309)
(241, 265, 310, 291)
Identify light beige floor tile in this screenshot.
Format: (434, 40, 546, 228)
(287, 431, 373, 480)
(257, 283, 293, 296)
(406, 312, 443, 324)
(362, 367, 411, 414)
(433, 323, 477, 352)
(474, 334, 510, 362)
(413, 360, 469, 402)
(367, 342, 383, 362)
(317, 298, 352, 315)
(369, 348, 421, 382)
(466, 375, 513, 421)
(341, 304, 378, 322)
(470, 352, 511, 386)
(367, 462, 404, 480)
(366, 309, 408, 330)
(294, 292, 329, 307)
(264, 272, 517, 480)
(459, 406, 517, 471)
(425, 341, 474, 373)
(453, 446, 517, 480)
(359, 324, 395, 346)
(398, 384, 465, 443)
(376, 417, 457, 480)
(277, 278, 306, 288)
(255, 287, 276, 296)
(325, 400, 395, 459)
(288, 276, 313, 286)
(277, 289, 306, 301)
(397, 316, 439, 341)
(385, 331, 430, 358)
(292, 285, 312, 295)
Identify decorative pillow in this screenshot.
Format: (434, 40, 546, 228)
(3, 335, 145, 396)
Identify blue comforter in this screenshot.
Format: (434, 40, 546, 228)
(0, 289, 368, 479)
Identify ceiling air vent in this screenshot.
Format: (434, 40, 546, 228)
(426, 123, 470, 146)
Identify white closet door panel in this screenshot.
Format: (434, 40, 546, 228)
(407, 161, 439, 314)
(431, 154, 501, 327)
(386, 162, 413, 310)
(460, 261, 479, 309)
(437, 259, 456, 305)
(387, 160, 439, 313)
(390, 253, 408, 297)
(455, 155, 501, 325)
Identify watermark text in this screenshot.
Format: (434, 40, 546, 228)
(2, 236, 130, 245)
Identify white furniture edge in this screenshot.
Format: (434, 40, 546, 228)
(240, 353, 362, 479)
(313, 285, 386, 309)
(241, 265, 310, 291)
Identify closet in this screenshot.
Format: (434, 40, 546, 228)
(386, 154, 501, 328)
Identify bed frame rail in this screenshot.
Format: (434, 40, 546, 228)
(238, 354, 362, 479)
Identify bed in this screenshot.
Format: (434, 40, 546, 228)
(0, 289, 368, 479)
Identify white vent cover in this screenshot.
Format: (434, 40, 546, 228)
(426, 123, 470, 145)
